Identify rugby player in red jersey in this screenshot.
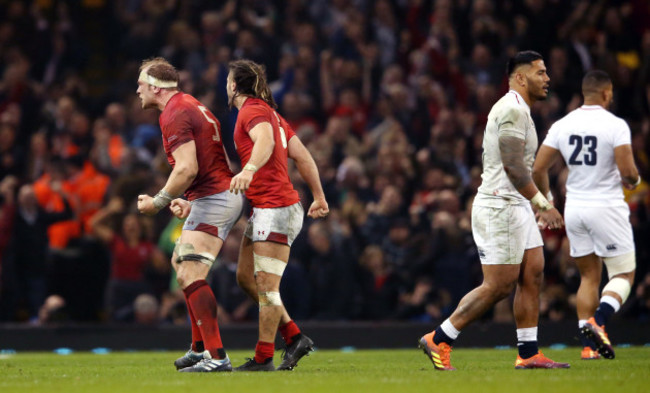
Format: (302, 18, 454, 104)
(136, 57, 242, 372)
(227, 59, 329, 371)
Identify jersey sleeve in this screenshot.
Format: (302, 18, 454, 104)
(542, 123, 560, 149)
(497, 106, 527, 139)
(612, 118, 632, 147)
(163, 109, 194, 152)
(241, 106, 270, 134)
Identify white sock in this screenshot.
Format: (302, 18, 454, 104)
(440, 319, 460, 340)
(600, 295, 621, 312)
(578, 319, 588, 329)
(516, 327, 538, 342)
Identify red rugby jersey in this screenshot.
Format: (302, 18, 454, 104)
(159, 93, 233, 201)
(233, 98, 300, 208)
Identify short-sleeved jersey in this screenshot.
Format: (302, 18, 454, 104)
(233, 98, 300, 208)
(542, 105, 631, 207)
(476, 90, 538, 207)
(159, 93, 233, 201)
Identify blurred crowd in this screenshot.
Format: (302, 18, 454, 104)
(0, 0, 649, 327)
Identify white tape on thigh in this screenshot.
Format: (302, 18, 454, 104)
(258, 291, 282, 307)
(253, 252, 287, 276)
(603, 251, 636, 279)
(602, 277, 632, 303)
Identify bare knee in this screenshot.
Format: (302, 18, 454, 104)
(482, 280, 516, 301)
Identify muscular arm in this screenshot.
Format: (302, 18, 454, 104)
(614, 144, 640, 187)
(288, 136, 325, 201)
(164, 141, 199, 196)
(532, 145, 561, 197)
(499, 135, 538, 199)
(246, 122, 275, 170)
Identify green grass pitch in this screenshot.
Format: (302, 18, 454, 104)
(1, 347, 649, 393)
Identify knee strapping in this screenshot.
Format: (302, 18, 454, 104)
(258, 291, 282, 308)
(603, 251, 636, 279)
(174, 242, 215, 266)
(253, 252, 286, 276)
(602, 277, 631, 304)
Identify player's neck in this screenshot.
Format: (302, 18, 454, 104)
(158, 90, 180, 111)
(234, 95, 248, 110)
(583, 99, 604, 108)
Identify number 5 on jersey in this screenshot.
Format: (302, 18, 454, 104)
(198, 105, 220, 142)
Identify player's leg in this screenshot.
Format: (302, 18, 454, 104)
(581, 205, 636, 359)
(565, 205, 600, 358)
(512, 204, 569, 369)
(574, 253, 602, 358)
(236, 225, 301, 341)
(176, 192, 242, 372)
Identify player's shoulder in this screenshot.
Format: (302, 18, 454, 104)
(239, 99, 272, 119)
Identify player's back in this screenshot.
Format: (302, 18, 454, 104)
(543, 105, 630, 207)
(160, 93, 233, 201)
(476, 91, 538, 207)
(233, 98, 299, 208)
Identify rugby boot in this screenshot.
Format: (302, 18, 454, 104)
(581, 347, 600, 360)
(277, 334, 315, 371)
(515, 352, 570, 369)
(418, 331, 455, 370)
(581, 317, 615, 359)
(179, 353, 232, 372)
(174, 347, 205, 370)
(234, 357, 275, 372)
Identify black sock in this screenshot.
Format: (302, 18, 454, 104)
(594, 302, 615, 326)
(517, 341, 538, 359)
(433, 326, 455, 345)
(195, 341, 205, 352)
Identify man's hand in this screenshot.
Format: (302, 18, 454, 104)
(537, 207, 564, 230)
(307, 198, 329, 219)
(170, 198, 191, 219)
(137, 194, 159, 216)
(229, 170, 254, 195)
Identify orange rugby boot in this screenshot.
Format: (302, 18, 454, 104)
(418, 331, 455, 370)
(515, 351, 570, 369)
(581, 347, 600, 360)
(581, 317, 615, 359)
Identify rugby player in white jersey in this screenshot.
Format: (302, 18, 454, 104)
(418, 51, 570, 370)
(533, 70, 641, 360)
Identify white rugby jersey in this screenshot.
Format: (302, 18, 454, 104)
(475, 90, 538, 207)
(542, 105, 631, 207)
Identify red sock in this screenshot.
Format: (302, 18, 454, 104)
(183, 280, 224, 359)
(254, 341, 275, 363)
(279, 320, 301, 346)
(183, 291, 203, 352)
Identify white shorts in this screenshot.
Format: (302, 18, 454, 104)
(564, 204, 634, 258)
(472, 203, 543, 265)
(183, 191, 244, 241)
(244, 202, 304, 246)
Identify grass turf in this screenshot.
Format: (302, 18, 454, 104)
(1, 347, 649, 393)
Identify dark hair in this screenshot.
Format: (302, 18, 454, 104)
(139, 57, 179, 89)
(582, 70, 612, 96)
(506, 50, 543, 77)
(228, 59, 277, 108)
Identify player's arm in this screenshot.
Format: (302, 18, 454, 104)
(532, 145, 561, 200)
(288, 136, 329, 218)
(614, 144, 641, 190)
(230, 122, 275, 194)
(499, 135, 563, 229)
(138, 141, 198, 215)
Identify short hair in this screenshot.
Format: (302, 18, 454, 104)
(228, 59, 277, 108)
(506, 50, 543, 77)
(139, 57, 179, 88)
(582, 70, 612, 96)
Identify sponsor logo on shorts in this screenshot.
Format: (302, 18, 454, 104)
(478, 248, 486, 260)
(606, 244, 617, 251)
(257, 230, 265, 235)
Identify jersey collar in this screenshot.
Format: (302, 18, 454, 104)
(508, 90, 530, 113)
(580, 104, 604, 110)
